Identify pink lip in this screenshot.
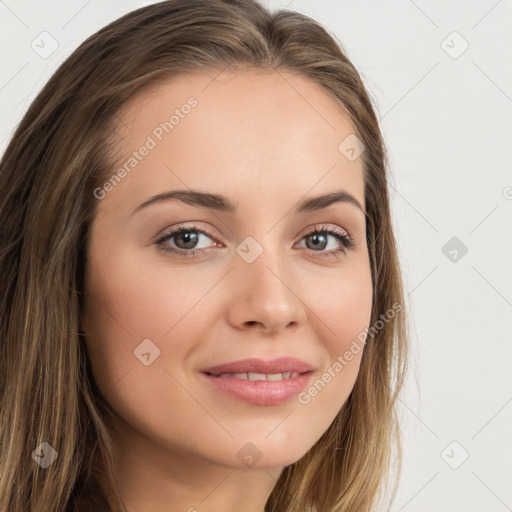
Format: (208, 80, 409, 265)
(201, 357, 314, 375)
(200, 357, 314, 406)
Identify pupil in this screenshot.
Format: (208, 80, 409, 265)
(310, 233, 326, 250)
(179, 232, 197, 248)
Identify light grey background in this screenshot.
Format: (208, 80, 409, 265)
(1, 0, 511, 510)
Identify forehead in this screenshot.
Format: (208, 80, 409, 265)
(101, 67, 365, 217)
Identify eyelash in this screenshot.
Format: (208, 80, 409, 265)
(155, 223, 355, 259)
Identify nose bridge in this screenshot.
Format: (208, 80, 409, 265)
(242, 245, 287, 292)
(227, 228, 306, 331)
(236, 227, 289, 284)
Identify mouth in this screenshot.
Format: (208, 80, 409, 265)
(199, 357, 315, 405)
(200, 356, 314, 376)
(204, 371, 306, 381)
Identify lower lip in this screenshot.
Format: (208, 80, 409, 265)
(200, 372, 313, 405)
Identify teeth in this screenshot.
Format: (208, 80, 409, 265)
(216, 371, 300, 380)
(248, 372, 267, 381)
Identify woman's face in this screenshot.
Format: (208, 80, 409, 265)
(82, 67, 373, 472)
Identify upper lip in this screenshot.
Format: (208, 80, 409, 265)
(201, 357, 314, 376)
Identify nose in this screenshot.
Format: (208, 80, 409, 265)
(225, 246, 307, 335)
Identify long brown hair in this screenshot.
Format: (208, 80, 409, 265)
(0, 1, 409, 510)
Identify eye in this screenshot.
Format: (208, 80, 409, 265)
(296, 223, 355, 259)
(155, 222, 355, 259)
(156, 224, 217, 258)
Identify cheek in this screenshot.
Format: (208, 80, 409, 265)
(308, 258, 373, 349)
(300, 259, 373, 399)
(81, 239, 215, 395)
(84, 234, 202, 340)
(80, 255, 201, 445)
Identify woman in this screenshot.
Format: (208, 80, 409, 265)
(0, 1, 409, 510)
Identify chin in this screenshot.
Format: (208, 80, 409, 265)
(220, 443, 313, 471)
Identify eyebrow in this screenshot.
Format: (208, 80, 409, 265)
(130, 188, 366, 218)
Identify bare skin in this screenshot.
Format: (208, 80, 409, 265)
(81, 67, 373, 512)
